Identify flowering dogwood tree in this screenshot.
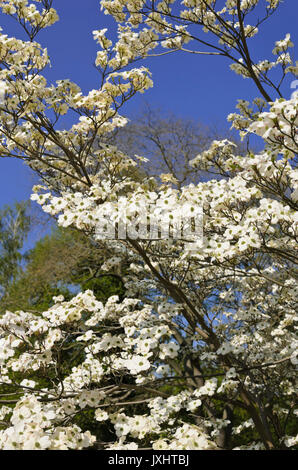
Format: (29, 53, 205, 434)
(0, 0, 297, 450)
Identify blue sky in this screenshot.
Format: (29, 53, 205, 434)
(0, 0, 297, 212)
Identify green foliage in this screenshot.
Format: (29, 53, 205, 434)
(0, 223, 126, 313)
(0, 201, 30, 294)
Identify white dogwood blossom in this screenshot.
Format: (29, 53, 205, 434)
(0, 0, 297, 451)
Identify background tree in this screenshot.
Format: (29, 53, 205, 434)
(113, 103, 249, 187)
(0, 201, 30, 297)
(0, 223, 127, 313)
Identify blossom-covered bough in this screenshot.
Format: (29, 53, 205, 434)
(0, 0, 297, 450)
